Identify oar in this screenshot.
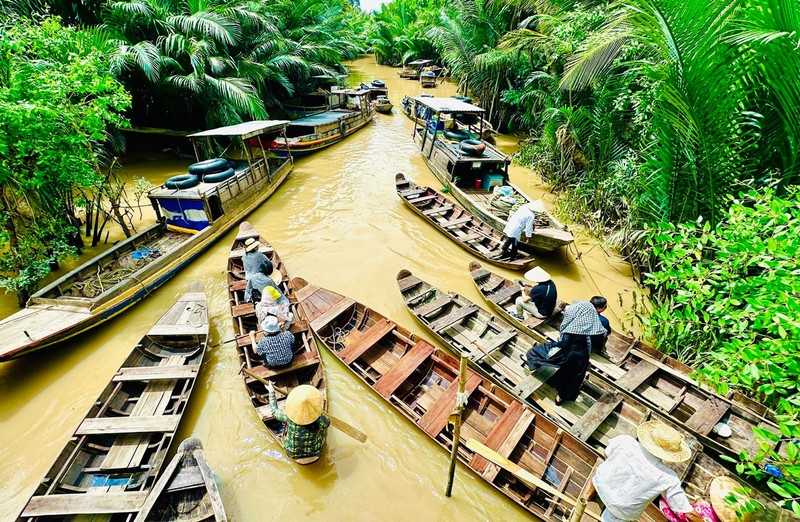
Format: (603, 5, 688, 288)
(241, 367, 368, 443)
(464, 438, 602, 521)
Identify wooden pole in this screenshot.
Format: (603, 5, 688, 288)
(445, 356, 469, 497)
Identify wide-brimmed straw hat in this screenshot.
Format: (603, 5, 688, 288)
(524, 266, 551, 283)
(285, 385, 324, 425)
(710, 476, 752, 522)
(268, 266, 282, 285)
(637, 421, 693, 463)
(244, 237, 261, 252)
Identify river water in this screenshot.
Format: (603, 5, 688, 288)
(0, 57, 639, 521)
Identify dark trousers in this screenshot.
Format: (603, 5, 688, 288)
(501, 236, 519, 260)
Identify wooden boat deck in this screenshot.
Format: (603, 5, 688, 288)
(18, 283, 209, 520)
(226, 222, 326, 465)
(134, 437, 226, 521)
(395, 173, 535, 271)
(292, 278, 610, 521)
(398, 269, 797, 521)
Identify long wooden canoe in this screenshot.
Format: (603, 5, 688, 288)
(226, 222, 326, 465)
(291, 277, 613, 521)
(397, 270, 799, 520)
(395, 173, 535, 270)
(467, 261, 781, 461)
(18, 282, 209, 520)
(134, 437, 226, 521)
(0, 121, 294, 362)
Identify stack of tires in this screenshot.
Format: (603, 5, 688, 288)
(164, 158, 236, 189)
(459, 139, 486, 156)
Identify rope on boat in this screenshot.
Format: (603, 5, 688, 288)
(70, 254, 157, 298)
(320, 308, 358, 350)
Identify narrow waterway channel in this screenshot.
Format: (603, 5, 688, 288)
(0, 56, 639, 521)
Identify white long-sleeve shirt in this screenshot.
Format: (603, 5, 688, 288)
(592, 435, 694, 521)
(503, 206, 535, 240)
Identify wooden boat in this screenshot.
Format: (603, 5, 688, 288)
(467, 261, 782, 462)
(374, 95, 393, 114)
(0, 121, 293, 362)
(396, 270, 795, 519)
(410, 96, 574, 252)
(395, 173, 535, 270)
(291, 277, 609, 521)
(359, 81, 389, 103)
(398, 59, 434, 80)
(18, 283, 209, 520)
(268, 88, 374, 158)
(135, 437, 226, 522)
(419, 67, 439, 88)
(226, 222, 326, 465)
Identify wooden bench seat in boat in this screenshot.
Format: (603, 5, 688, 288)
(408, 194, 437, 205)
(429, 305, 479, 332)
(570, 392, 624, 441)
(231, 302, 255, 318)
(442, 216, 473, 229)
(236, 321, 309, 348)
(685, 396, 730, 436)
(489, 284, 521, 305)
(398, 275, 423, 292)
(229, 245, 273, 259)
(76, 415, 181, 436)
(474, 329, 518, 358)
(399, 188, 426, 198)
(244, 352, 319, 383)
(418, 372, 483, 437)
(309, 297, 355, 331)
(22, 491, 150, 517)
(229, 279, 247, 292)
(339, 318, 395, 364)
(113, 365, 200, 382)
(147, 325, 208, 337)
(374, 340, 437, 398)
(423, 205, 453, 216)
(459, 233, 484, 243)
(469, 401, 535, 474)
(415, 296, 453, 317)
(615, 360, 658, 391)
(471, 268, 491, 280)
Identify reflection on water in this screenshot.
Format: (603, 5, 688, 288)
(0, 56, 638, 521)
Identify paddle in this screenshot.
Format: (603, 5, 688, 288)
(241, 367, 368, 443)
(464, 438, 602, 521)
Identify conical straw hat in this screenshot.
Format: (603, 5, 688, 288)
(710, 476, 752, 522)
(285, 385, 324, 425)
(637, 421, 692, 463)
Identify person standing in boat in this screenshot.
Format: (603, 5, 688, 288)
(501, 203, 536, 261)
(510, 266, 557, 320)
(521, 300, 607, 404)
(592, 421, 703, 522)
(255, 316, 294, 368)
(266, 382, 330, 460)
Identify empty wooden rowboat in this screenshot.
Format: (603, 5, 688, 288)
(134, 437, 226, 521)
(18, 282, 209, 520)
(226, 222, 326, 465)
(396, 173, 535, 270)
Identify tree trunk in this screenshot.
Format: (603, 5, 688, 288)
(0, 186, 28, 306)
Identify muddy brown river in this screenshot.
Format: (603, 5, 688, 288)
(0, 57, 639, 521)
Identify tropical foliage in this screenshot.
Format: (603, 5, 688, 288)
(368, 0, 441, 66)
(0, 17, 131, 304)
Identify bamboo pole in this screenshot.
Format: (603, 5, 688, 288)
(568, 497, 587, 522)
(445, 356, 469, 497)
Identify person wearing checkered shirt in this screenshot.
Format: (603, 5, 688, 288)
(267, 383, 330, 459)
(255, 316, 294, 368)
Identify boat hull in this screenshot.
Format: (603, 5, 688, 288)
(271, 109, 374, 158)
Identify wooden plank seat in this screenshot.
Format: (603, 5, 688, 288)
(76, 415, 181, 436)
(399, 188, 426, 198)
(423, 205, 454, 216)
(428, 305, 479, 332)
(113, 365, 200, 382)
(685, 396, 730, 435)
(235, 228, 260, 240)
(340, 318, 396, 364)
(458, 233, 484, 243)
(489, 284, 521, 305)
(22, 491, 150, 517)
(512, 368, 556, 399)
(398, 275, 423, 292)
(615, 360, 659, 391)
(442, 216, 474, 229)
(229, 279, 247, 292)
(471, 268, 491, 280)
(244, 352, 319, 383)
(481, 408, 537, 482)
(147, 325, 208, 337)
(168, 465, 205, 491)
(571, 392, 624, 441)
(407, 194, 437, 205)
(415, 296, 453, 317)
(475, 329, 518, 358)
(231, 302, 255, 319)
(309, 297, 355, 331)
(374, 340, 436, 398)
(470, 400, 525, 472)
(418, 373, 482, 437)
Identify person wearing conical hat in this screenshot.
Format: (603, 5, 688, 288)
(510, 266, 557, 321)
(592, 421, 703, 522)
(267, 382, 330, 460)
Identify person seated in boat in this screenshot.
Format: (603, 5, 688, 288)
(510, 266, 556, 320)
(266, 382, 330, 460)
(521, 300, 607, 404)
(592, 421, 703, 522)
(244, 265, 282, 303)
(590, 295, 612, 351)
(256, 286, 293, 330)
(255, 316, 294, 368)
(501, 203, 536, 261)
(243, 238, 274, 277)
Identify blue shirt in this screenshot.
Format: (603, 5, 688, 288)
(528, 280, 557, 316)
(255, 331, 295, 367)
(243, 250, 273, 277)
(598, 314, 611, 335)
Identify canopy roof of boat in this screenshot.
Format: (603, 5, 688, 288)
(412, 97, 484, 114)
(188, 120, 290, 140)
(289, 109, 359, 127)
(407, 59, 434, 66)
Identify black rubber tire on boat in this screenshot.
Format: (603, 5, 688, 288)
(202, 167, 236, 183)
(444, 129, 471, 141)
(165, 174, 200, 189)
(371, 79, 386, 87)
(452, 95, 473, 104)
(460, 139, 486, 156)
(188, 158, 229, 175)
